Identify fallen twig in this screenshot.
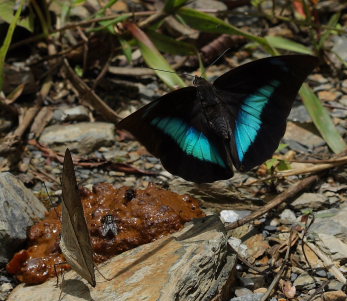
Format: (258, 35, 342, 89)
(260, 230, 294, 301)
(304, 240, 347, 284)
(63, 59, 121, 122)
(240, 155, 347, 187)
(225, 175, 319, 230)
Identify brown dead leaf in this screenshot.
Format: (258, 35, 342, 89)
(245, 234, 270, 260)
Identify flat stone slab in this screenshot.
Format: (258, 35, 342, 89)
(8, 215, 236, 301)
(0, 172, 47, 263)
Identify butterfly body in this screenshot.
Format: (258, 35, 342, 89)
(118, 55, 318, 183)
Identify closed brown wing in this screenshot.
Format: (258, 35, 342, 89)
(60, 148, 96, 287)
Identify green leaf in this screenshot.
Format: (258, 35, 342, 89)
(300, 83, 346, 154)
(265, 36, 313, 55)
(118, 37, 132, 63)
(88, 14, 131, 33)
(126, 23, 185, 88)
(265, 158, 278, 169)
(0, 0, 25, 91)
(276, 143, 288, 152)
(177, 7, 273, 53)
(164, 0, 189, 13)
(146, 29, 196, 55)
(0, 0, 34, 31)
(277, 160, 291, 171)
(318, 12, 340, 50)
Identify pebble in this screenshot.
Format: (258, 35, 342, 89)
(0, 283, 13, 301)
(288, 105, 312, 123)
(327, 280, 345, 291)
(318, 90, 342, 102)
(263, 225, 277, 232)
(235, 287, 253, 297)
(228, 237, 248, 258)
(293, 274, 322, 290)
(314, 269, 327, 277)
(239, 275, 265, 290)
(39, 122, 115, 154)
(229, 293, 266, 301)
(322, 290, 347, 301)
(279, 209, 296, 224)
(291, 193, 327, 210)
(52, 105, 89, 122)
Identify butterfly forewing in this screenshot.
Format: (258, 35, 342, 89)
(60, 149, 96, 287)
(213, 55, 318, 171)
(118, 87, 233, 182)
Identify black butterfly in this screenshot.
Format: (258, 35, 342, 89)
(117, 55, 318, 183)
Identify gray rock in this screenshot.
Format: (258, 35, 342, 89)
(53, 105, 89, 122)
(332, 35, 347, 62)
(316, 233, 347, 261)
(229, 293, 265, 301)
(315, 269, 327, 277)
(284, 122, 325, 150)
(288, 105, 312, 123)
(0, 283, 13, 301)
(8, 215, 236, 301)
(310, 206, 347, 237)
(235, 287, 253, 297)
(238, 275, 265, 290)
(188, 0, 227, 11)
(39, 122, 115, 154)
(0, 173, 47, 263)
(220, 210, 251, 224)
(327, 280, 345, 291)
(293, 273, 322, 290)
(279, 209, 296, 224)
(291, 193, 327, 210)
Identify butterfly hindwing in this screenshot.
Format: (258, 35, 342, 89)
(213, 55, 318, 171)
(117, 87, 233, 182)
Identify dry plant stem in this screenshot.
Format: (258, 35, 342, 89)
(138, 11, 166, 28)
(93, 54, 113, 90)
(304, 240, 347, 284)
(260, 231, 293, 301)
(0, 78, 51, 154)
(63, 59, 121, 122)
(10, 11, 156, 49)
(306, 280, 330, 301)
(108, 66, 155, 76)
(225, 175, 319, 231)
(241, 156, 347, 187)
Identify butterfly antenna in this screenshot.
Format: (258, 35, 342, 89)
(147, 67, 195, 80)
(207, 48, 232, 68)
(43, 182, 60, 219)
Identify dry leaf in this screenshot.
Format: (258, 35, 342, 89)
(281, 280, 296, 299)
(60, 148, 96, 287)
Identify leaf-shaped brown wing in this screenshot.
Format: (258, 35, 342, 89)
(60, 149, 96, 287)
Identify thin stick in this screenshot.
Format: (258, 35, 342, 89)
(240, 156, 347, 187)
(304, 240, 347, 284)
(260, 230, 294, 301)
(225, 175, 319, 230)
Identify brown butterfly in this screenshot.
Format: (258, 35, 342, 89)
(60, 149, 96, 287)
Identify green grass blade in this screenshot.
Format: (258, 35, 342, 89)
(177, 7, 274, 53)
(146, 29, 196, 55)
(300, 83, 346, 154)
(265, 36, 313, 55)
(126, 23, 185, 89)
(0, 0, 25, 91)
